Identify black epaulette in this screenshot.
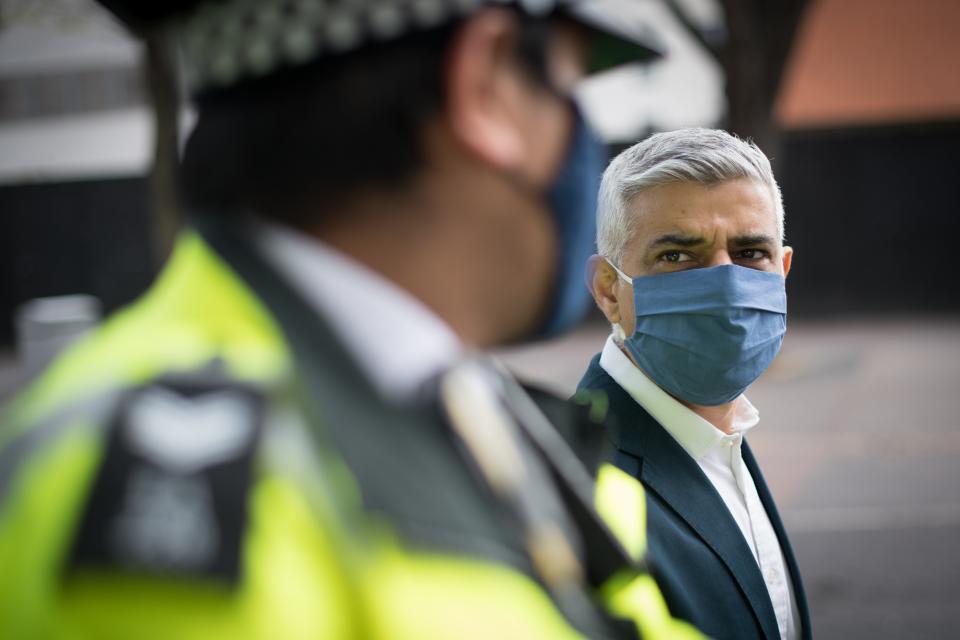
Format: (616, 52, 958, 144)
(67, 373, 265, 585)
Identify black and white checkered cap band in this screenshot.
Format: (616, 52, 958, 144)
(178, 0, 559, 93)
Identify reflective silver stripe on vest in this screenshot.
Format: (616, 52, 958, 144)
(0, 390, 123, 507)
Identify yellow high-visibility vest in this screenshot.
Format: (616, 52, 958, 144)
(0, 232, 701, 639)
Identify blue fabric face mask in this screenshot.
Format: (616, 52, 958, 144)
(536, 106, 606, 337)
(609, 262, 788, 406)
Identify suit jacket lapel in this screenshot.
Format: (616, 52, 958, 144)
(743, 442, 812, 639)
(600, 372, 781, 640)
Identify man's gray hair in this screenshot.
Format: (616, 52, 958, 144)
(597, 128, 785, 265)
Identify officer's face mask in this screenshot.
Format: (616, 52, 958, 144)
(609, 261, 788, 406)
(535, 104, 606, 337)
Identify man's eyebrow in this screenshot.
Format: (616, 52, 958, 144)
(648, 234, 706, 249)
(730, 234, 777, 248)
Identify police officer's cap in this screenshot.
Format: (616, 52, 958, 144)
(98, 0, 664, 95)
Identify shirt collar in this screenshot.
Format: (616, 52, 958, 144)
(254, 221, 462, 402)
(599, 334, 759, 460)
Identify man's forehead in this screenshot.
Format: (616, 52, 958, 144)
(625, 179, 779, 245)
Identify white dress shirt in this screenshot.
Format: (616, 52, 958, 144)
(254, 222, 462, 402)
(600, 335, 800, 640)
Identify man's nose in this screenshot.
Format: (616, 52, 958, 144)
(705, 252, 734, 267)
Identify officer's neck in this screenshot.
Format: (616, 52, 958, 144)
(305, 166, 549, 349)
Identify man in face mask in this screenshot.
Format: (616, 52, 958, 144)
(579, 128, 811, 640)
(0, 2, 703, 639)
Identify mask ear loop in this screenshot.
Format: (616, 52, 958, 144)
(612, 323, 627, 342)
(605, 258, 634, 284)
(601, 257, 633, 343)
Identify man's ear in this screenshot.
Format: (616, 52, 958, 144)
(781, 245, 794, 278)
(443, 9, 527, 170)
(587, 255, 623, 325)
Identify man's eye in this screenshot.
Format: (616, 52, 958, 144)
(661, 251, 693, 263)
(735, 249, 768, 261)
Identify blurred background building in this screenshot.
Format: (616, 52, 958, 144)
(0, 0, 153, 349)
(1, 0, 958, 637)
(3, 0, 958, 347)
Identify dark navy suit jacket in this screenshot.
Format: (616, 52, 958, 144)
(578, 354, 811, 640)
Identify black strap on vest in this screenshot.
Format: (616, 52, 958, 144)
(195, 218, 640, 639)
(197, 219, 526, 556)
(496, 367, 646, 583)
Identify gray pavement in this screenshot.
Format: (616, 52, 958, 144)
(498, 317, 960, 639)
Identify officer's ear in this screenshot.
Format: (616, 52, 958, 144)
(443, 8, 529, 171)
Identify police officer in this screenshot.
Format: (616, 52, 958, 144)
(0, 1, 701, 638)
